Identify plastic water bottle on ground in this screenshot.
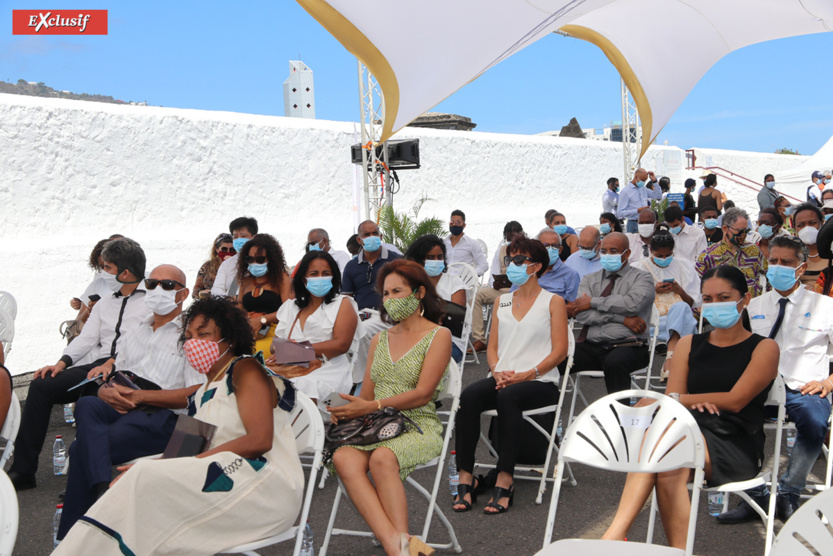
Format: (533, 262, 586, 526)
(63, 403, 75, 424)
(448, 451, 459, 496)
(786, 428, 797, 456)
(707, 491, 724, 516)
(53, 435, 67, 476)
(53, 503, 63, 548)
(299, 521, 314, 556)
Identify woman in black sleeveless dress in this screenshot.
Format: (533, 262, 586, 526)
(603, 265, 778, 550)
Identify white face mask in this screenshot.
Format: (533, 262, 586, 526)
(638, 223, 655, 238)
(144, 287, 182, 315)
(101, 270, 123, 293)
(798, 226, 819, 246)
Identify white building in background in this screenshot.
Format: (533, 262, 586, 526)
(283, 61, 315, 119)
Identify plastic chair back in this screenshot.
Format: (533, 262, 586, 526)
(476, 238, 488, 261)
(561, 390, 705, 474)
(447, 263, 479, 296)
(0, 294, 15, 322)
(0, 471, 18, 556)
(0, 313, 12, 360)
(0, 394, 20, 469)
(770, 487, 833, 555)
(289, 392, 324, 457)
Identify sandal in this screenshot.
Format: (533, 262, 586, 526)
(452, 475, 482, 512)
(484, 484, 514, 514)
(409, 535, 435, 556)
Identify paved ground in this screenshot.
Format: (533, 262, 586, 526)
(7, 352, 826, 555)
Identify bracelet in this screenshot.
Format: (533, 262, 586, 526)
(826, 378, 833, 390)
(377, 400, 382, 411)
(533, 366, 540, 379)
(669, 393, 680, 403)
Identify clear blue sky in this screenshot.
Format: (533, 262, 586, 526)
(2, 2, 830, 155)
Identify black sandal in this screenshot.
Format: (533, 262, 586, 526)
(452, 476, 482, 513)
(484, 484, 514, 514)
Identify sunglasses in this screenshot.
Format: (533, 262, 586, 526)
(246, 255, 268, 264)
(218, 246, 235, 253)
(144, 279, 185, 291)
(728, 226, 751, 235)
(504, 255, 534, 266)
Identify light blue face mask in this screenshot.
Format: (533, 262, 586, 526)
(362, 235, 381, 252)
(423, 260, 445, 277)
(702, 300, 742, 329)
(757, 224, 774, 239)
(826, 214, 833, 222)
(652, 255, 673, 268)
(600, 223, 612, 235)
(600, 253, 624, 272)
(636, 180, 646, 188)
(785, 206, 795, 217)
(506, 262, 531, 286)
(579, 247, 597, 260)
(306, 276, 333, 297)
(232, 237, 250, 253)
(248, 263, 268, 277)
(766, 264, 799, 292)
(704, 219, 719, 230)
(669, 225, 682, 235)
(546, 246, 560, 265)
(552, 224, 568, 235)
(307, 241, 323, 252)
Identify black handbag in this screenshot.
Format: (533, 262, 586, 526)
(442, 301, 467, 338)
(323, 407, 422, 462)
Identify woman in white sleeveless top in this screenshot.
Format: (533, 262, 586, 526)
(270, 251, 359, 401)
(453, 238, 569, 515)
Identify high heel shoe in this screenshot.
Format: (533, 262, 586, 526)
(409, 535, 434, 556)
(452, 475, 482, 513)
(484, 484, 514, 514)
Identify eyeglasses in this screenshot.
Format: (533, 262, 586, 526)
(504, 255, 534, 266)
(144, 279, 185, 291)
(727, 226, 751, 235)
(246, 255, 268, 264)
(218, 246, 235, 253)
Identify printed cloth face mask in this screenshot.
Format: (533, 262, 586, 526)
(383, 291, 421, 321)
(183, 338, 229, 374)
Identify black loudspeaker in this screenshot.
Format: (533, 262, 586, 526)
(351, 138, 420, 170)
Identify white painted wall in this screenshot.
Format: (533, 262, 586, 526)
(0, 93, 806, 374)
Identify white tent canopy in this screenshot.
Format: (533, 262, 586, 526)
(297, 0, 832, 157)
(774, 134, 833, 199)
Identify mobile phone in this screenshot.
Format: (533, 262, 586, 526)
(322, 392, 349, 409)
(88, 294, 101, 302)
(662, 279, 675, 284)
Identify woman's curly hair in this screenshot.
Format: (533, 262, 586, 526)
(236, 233, 287, 289)
(179, 296, 253, 356)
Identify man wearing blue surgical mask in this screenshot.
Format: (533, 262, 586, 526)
(510, 229, 579, 303)
(563, 232, 655, 394)
(565, 227, 602, 280)
(602, 177, 619, 215)
(616, 168, 662, 233)
(304, 228, 351, 273)
(719, 236, 833, 524)
(211, 216, 258, 297)
(663, 205, 707, 263)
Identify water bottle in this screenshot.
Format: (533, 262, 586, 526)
(786, 428, 797, 456)
(555, 417, 564, 445)
(53, 435, 67, 476)
(299, 521, 314, 556)
(53, 503, 63, 548)
(448, 451, 459, 496)
(707, 491, 724, 516)
(63, 403, 75, 424)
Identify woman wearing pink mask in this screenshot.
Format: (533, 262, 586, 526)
(193, 233, 235, 299)
(54, 297, 304, 555)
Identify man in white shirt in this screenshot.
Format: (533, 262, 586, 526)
(602, 177, 620, 215)
(305, 228, 351, 272)
(719, 236, 833, 524)
(663, 205, 707, 263)
(444, 209, 489, 276)
(9, 238, 151, 490)
(210, 216, 258, 297)
(57, 264, 204, 539)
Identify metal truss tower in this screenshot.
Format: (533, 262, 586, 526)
(357, 60, 391, 221)
(620, 77, 642, 182)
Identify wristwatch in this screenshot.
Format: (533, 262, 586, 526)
(260, 317, 268, 326)
(668, 393, 680, 403)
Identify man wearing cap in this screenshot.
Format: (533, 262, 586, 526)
(807, 171, 826, 207)
(758, 173, 780, 211)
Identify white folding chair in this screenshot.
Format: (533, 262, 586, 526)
(0, 312, 12, 361)
(320, 361, 463, 555)
(566, 305, 661, 425)
(223, 391, 325, 556)
(448, 262, 479, 367)
(0, 471, 18, 556)
(475, 330, 577, 504)
(630, 305, 663, 391)
(0, 294, 16, 322)
(769, 485, 833, 556)
(0, 393, 21, 470)
(542, 390, 706, 556)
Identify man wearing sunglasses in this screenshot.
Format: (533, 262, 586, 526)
(695, 207, 768, 297)
(56, 264, 205, 540)
(10, 238, 151, 491)
(211, 216, 258, 297)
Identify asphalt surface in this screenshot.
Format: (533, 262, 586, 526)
(8, 352, 825, 556)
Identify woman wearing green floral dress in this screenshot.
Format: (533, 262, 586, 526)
(328, 259, 451, 556)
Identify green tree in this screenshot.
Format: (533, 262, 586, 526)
(775, 148, 801, 155)
(651, 196, 670, 223)
(378, 196, 446, 253)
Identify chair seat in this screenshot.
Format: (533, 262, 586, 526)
(575, 370, 604, 378)
(702, 472, 770, 493)
(482, 405, 557, 418)
(537, 539, 684, 556)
